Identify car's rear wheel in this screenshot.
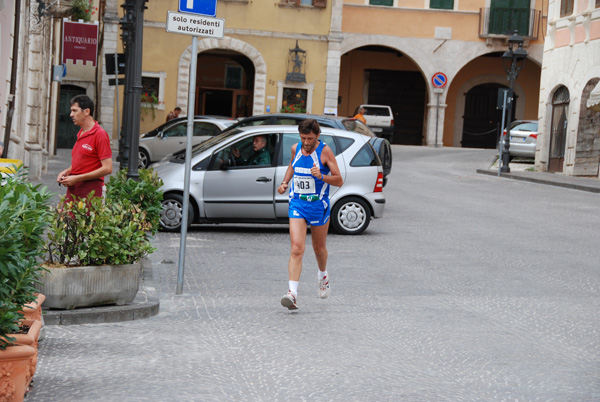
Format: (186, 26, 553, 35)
(139, 148, 150, 169)
(331, 197, 370, 235)
(160, 193, 194, 232)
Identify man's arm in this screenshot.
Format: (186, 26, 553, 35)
(59, 158, 112, 187)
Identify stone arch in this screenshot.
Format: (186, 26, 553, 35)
(177, 37, 267, 116)
(453, 75, 526, 147)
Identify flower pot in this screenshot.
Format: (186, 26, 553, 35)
(36, 263, 141, 310)
(18, 293, 45, 322)
(0, 344, 36, 402)
(11, 320, 42, 390)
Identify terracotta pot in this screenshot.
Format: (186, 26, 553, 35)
(36, 263, 141, 310)
(11, 320, 42, 390)
(18, 293, 45, 322)
(0, 344, 36, 402)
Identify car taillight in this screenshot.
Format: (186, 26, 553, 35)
(391, 119, 394, 126)
(502, 129, 507, 136)
(529, 134, 538, 139)
(374, 172, 383, 193)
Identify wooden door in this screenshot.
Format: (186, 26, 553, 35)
(548, 86, 570, 172)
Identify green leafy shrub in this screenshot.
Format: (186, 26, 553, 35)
(105, 168, 163, 235)
(0, 168, 52, 349)
(44, 168, 162, 267)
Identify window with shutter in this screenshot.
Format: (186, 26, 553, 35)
(370, 0, 393, 6)
(313, 0, 327, 7)
(430, 0, 454, 9)
(560, 0, 573, 16)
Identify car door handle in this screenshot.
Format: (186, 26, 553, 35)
(256, 177, 272, 183)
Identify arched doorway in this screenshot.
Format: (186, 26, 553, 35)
(462, 83, 514, 149)
(548, 86, 569, 172)
(339, 46, 427, 145)
(195, 50, 255, 118)
(57, 84, 86, 149)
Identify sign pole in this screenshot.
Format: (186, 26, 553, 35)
(114, 54, 121, 147)
(176, 35, 198, 295)
(435, 91, 440, 148)
(498, 89, 508, 176)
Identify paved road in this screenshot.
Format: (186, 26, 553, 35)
(29, 146, 600, 401)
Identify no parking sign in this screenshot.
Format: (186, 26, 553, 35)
(432, 72, 447, 88)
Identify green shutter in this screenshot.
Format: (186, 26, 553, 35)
(489, 0, 530, 35)
(370, 0, 394, 6)
(430, 0, 454, 10)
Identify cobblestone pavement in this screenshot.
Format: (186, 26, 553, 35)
(27, 146, 600, 401)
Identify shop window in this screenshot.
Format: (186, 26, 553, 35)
(430, 0, 453, 9)
(370, 0, 393, 5)
(560, 0, 574, 16)
(277, 81, 314, 114)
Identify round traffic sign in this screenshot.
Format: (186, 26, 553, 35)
(432, 72, 447, 88)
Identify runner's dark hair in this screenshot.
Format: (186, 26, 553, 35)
(298, 119, 320, 135)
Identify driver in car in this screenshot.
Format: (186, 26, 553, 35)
(232, 135, 271, 166)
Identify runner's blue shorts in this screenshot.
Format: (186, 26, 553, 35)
(289, 197, 330, 226)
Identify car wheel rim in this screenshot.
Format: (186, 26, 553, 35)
(138, 152, 148, 168)
(338, 202, 366, 231)
(161, 199, 183, 229)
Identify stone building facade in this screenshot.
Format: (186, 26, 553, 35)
(536, 0, 600, 177)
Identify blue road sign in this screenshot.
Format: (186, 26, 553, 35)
(432, 72, 447, 88)
(179, 0, 217, 17)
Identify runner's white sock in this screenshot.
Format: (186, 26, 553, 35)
(319, 269, 328, 280)
(289, 281, 299, 296)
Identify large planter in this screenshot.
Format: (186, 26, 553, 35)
(36, 263, 141, 310)
(0, 344, 36, 402)
(11, 320, 42, 390)
(18, 293, 45, 322)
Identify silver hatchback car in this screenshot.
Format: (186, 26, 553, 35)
(153, 125, 386, 235)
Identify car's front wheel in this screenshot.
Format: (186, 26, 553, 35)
(160, 193, 194, 232)
(139, 148, 150, 169)
(331, 197, 370, 235)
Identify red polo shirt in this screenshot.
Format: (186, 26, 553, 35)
(70, 121, 112, 183)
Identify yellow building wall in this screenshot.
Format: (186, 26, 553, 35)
(133, 1, 331, 133)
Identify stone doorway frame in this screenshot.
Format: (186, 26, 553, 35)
(177, 38, 267, 117)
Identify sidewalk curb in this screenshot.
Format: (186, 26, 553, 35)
(476, 169, 600, 193)
(42, 258, 160, 326)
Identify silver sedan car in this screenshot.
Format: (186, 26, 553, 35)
(153, 125, 386, 235)
(138, 118, 235, 168)
(502, 120, 539, 159)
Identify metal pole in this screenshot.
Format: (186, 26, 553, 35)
(501, 60, 516, 173)
(176, 35, 198, 295)
(126, 0, 145, 179)
(498, 89, 508, 176)
(434, 92, 440, 147)
(114, 54, 121, 149)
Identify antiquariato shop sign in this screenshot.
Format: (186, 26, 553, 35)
(62, 20, 99, 66)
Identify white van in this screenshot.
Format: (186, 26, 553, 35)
(359, 104, 394, 141)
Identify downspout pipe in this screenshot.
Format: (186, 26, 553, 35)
(3, 0, 21, 158)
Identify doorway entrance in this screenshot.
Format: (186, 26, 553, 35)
(196, 50, 254, 118)
(462, 83, 514, 149)
(548, 86, 570, 172)
(57, 85, 86, 149)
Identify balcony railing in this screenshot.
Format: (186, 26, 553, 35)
(479, 8, 541, 39)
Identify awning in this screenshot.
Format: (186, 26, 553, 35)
(586, 82, 600, 112)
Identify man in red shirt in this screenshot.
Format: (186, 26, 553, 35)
(57, 95, 113, 202)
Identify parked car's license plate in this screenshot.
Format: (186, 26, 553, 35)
(510, 136, 525, 142)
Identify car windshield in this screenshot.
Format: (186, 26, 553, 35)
(341, 119, 375, 137)
(511, 122, 537, 132)
(185, 129, 244, 158)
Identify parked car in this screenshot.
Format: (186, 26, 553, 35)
(225, 113, 392, 185)
(138, 117, 235, 168)
(153, 125, 386, 235)
(359, 104, 394, 142)
(500, 120, 539, 159)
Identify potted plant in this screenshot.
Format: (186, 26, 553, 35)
(0, 167, 52, 400)
(37, 168, 163, 310)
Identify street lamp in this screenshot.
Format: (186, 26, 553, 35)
(500, 30, 528, 173)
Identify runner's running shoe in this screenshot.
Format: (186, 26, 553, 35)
(318, 275, 330, 299)
(281, 291, 299, 310)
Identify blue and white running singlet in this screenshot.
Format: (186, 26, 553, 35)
(288, 141, 331, 226)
